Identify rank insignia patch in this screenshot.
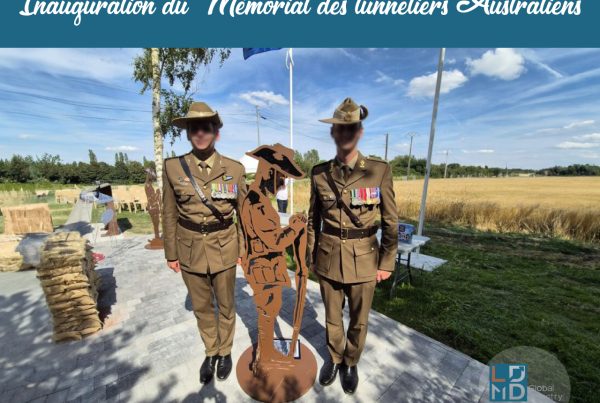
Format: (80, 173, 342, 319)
(350, 187, 380, 206)
(223, 175, 233, 181)
(211, 183, 238, 199)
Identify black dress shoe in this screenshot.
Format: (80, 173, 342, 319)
(200, 356, 217, 384)
(341, 365, 359, 395)
(216, 354, 232, 380)
(319, 360, 340, 386)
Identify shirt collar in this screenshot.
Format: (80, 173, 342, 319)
(193, 151, 216, 168)
(335, 152, 359, 171)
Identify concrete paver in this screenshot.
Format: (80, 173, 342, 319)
(0, 236, 552, 402)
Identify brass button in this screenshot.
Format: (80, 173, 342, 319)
(342, 240, 346, 244)
(343, 189, 348, 194)
(203, 233, 207, 237)
(371, 247, 375, 251)
(203, 217, 207, 221)
(203, 185, 207, 189)
(342, 222, 347, 226)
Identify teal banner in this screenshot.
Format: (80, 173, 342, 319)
(0, 0, 597, 46)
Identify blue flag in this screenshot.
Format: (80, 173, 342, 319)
(243, 48, 282, 60)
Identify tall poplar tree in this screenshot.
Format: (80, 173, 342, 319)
(133, 48, 230, 188)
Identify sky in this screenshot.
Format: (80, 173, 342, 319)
(0, 48, 599, 169)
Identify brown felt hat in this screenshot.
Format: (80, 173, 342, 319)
(172, 101, 223, 129)
(319, 97, 369, 125)
(246, 143, 305, 179)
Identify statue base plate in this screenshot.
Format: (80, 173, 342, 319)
(236, 343, 317, 403)
(144, 238, 164, 250)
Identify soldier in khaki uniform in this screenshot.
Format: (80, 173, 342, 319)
(162, 102, 247, 384)
(307, 98, 398, 394)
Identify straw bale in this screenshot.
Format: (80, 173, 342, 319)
(1, 204, 53, 235)
(37, 231, 102, 342)
(0, 238, 24, 272)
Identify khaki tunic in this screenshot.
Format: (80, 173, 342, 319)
(307, 151, 398, 365)
(162, 151, 247, 274)
(162, 150, 247, 356)
(307, 152, 398, 284)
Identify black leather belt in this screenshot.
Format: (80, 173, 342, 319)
(323, 223, 378, 240)
(178, 217, 233, 234)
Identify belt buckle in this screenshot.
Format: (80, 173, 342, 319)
(199, 225, 208, 234)
(340, 228, 349, 240)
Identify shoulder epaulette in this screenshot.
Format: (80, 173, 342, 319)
(310, 160, 331, 176)
(221, 155, 244, 167)
(367, 156, 387, 164)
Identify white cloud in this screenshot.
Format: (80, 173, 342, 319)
(18, 133, 34, 139)
(105, 145, 139, 152)
(564, 120, 595, 129)
(462, 149, 495, 154)
(0, 49, 139, 80)
(467, 48, 526, 80)
(239, 90, 288, 108)
(407, 69, 468, 98)
(556, 141, 599, 149)
(375, 71, 405, 86)
(574, 133, 600, 141)
(517, 49, 564, 79)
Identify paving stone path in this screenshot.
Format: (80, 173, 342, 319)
(0, 236, 552, 402)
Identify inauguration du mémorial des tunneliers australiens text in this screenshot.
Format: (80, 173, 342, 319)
(19, 0, 583, 26)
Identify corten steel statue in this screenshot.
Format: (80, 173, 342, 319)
(239, 144, 309, 377)
(144, 168, 164, 250)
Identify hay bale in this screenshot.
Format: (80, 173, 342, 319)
(1, 203, 53, 235)
(0, 237, 24, 272)
(37, 231, 103, 342)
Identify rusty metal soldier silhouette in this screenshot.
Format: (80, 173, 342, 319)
(237, 143, 317, 402)
(144, 167, 164, 250)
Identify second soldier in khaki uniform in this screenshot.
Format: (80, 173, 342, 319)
(307, 98, 398, 394)
(162, 101, 247, 384)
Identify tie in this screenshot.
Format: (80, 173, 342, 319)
(198, 161, 209, 180)
(342, 165, 351, 182)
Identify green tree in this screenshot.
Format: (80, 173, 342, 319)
(133, 48, 231, 189)
(7, 155, 31, 182)
(35, 153, 62, 182)
(294, 149, 322, 175)
(88, 149, 98, 164)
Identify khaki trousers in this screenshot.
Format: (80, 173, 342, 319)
(319, 276, 376, 366)
(181, 266, 236, 356)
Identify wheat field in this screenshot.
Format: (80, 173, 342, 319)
(289, 177, 600, 243)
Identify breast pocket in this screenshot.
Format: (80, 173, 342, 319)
(174, 185, 195, 204)
(318, 191, 337, 210)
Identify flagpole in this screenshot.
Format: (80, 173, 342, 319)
(287, 48, 295, 214)
(417, 48, 445, 236)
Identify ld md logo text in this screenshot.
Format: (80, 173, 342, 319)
(490, 364, 528, 402)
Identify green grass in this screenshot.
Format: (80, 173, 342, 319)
(372, 225, 600, 403)
(91, 205, 155, 235)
